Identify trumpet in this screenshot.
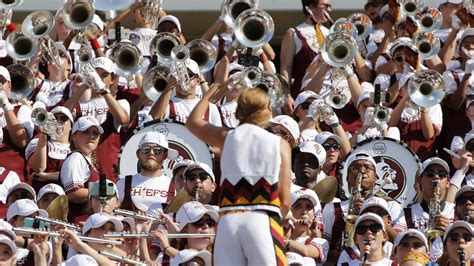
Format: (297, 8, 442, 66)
(6, 31, 39, 61)
(114, 209, 165, 223)
(0, 0, 22, 10)
(186, 39, 217, 73)
(31, 107, 64, 138)
(415, 7, 442, 33)
(347, 13, 373, 40)
(408, 69, 446, 108)
(142, 65, 170, 102)
(76, 46, 103, 91)
(13, 227, 123, 245)
(7, 64, 35, 100)
(399, 0, 423, 17)
(99, 251, 147, 266)
(171, 45, 191, 91)
(234, 8, 274, 48)
(223, 0, 259, 28)
(413, 32, 441, 60)
(33, 216, 80, 231)
(321, 31, 357, 68)
(373, 105, 391, 126)
(425, 180, 443, 240)
(138, 0, 162, 24)
(61, 0, 95, 30)
(150, 32, 181, 65)
(110, 40, 143, 76)
(103, 232, 216, 239)
(329, 18, 357, 39)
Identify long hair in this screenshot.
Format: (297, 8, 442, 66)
(235, 88, 271, 128)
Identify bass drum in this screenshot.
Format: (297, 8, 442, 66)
(118, 119, 215, 179)
(340, 137, 421, 207)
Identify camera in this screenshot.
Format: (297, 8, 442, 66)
(108, 27, 131, 41)
(370, 84, 391, 105)
(88, 181, 115, 198)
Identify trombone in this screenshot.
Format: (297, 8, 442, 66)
(234, 8, 274, 48)
(222, 0, 259, 28)
(13, 227, 123, 245)
(150, 32, 181, 65)
(103, 232, 216, 239)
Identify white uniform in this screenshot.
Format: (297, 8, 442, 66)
(337, 242, 393, 265)
(164, 96, 222, 126)
(60, 152, 95, 193)
(218, 101, 239, 128)
(34, 79, 70, 108)
(344, 257, 393, 266)
(25, 138, 70, 162)
(292, 236, 330, 265)
(0, 167, 19, 203)
(130, 28, 157, 57)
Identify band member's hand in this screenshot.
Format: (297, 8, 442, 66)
(353, 197, 364, 213)
(213, 56, 229, 85)
(162, 213, 179, 234)
(434, 215, 451, 232)
(31, 172, 53, 182)
(459, 151, 472, 172)
(30, 233, 50, 259)
(164, 76, 178, 92)
(59, 229, 84, 251)
(150, 229, 170, 251)
(363, 107, 375, 126)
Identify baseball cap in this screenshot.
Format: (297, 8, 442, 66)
(92, 56, 115, 73)
(82, 213, 123, 235)
(137, 132, 179, 161)
(393, 229, 428, 249)
(51, 106, 74, 123)
(61, 254, 98, 266)
(269, 115, 300, 141)
(115, 216, 136, 233)
(176, 201, 219, 230)
(6, 199, 48, 221)
(157, 15, 182, 32)
(0, 220, 15, 240)
(228, 63, 244, 75)
(436, 0, 463, 7)
(293, 141, 327, 168)
(294, 91, 319, 110)
(420, 157, 450, 174)
(464, 131, 474, 146)
(171, 58, 200, 76)
(443, 221, 473, 242)
(357, 92, 371, 108)
(92, 14, 104, 31)
(460, 28, 474, 46)
(0, 66, 10, 82)
(0, 235, 16, 255)
(315, 131, 343, 146)
(290, 188, 319, 207)
(37, 184, 65, 202)
(171, 249, 212, 266)
(455, 185, 474, 201)
(7, 183, 36, 202)
(389, 37, 417, 57)
(354, 213, 385, 230)
(173, 159, 195, 172)
(286, 252, 305, 265)
(300, 128, 319, 143)
(345, 153, 377, 172)
(72, 116, 104, 134)
(360, 196, 390, 215)
(183, 161, 215, 182)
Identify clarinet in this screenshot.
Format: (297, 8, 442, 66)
(458, 248, 466, 266)
(362, 239, 370, 264)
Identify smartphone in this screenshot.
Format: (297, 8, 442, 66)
(88, 181, 115, 198)
(107, 27, 131, 41)
(24, 217, 51, 230)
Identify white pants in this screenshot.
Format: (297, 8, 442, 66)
(213, 211, 286, 266)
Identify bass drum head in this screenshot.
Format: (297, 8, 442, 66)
(340, 137, 421, 207)
(118, 119, 215, 179)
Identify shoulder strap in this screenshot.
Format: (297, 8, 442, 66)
(344, 246, 359, 260)
(169, 100, 176, 119)
(292, 27, 310, 48)
(404, 207, 414, 228)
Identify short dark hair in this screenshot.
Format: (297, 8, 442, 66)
(302, 0, 319, 16)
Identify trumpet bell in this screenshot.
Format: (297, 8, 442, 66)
(61, 0, 95, 30)
(223, 0, 258, 28)
(0, 0, 22, 9)
(408, 69, 445, 108)
(150, 32, 181, 65)
(111, 40, 143, 76)
(6, 31, 38, 61)
(171, 45, 189, 62)
(22, 10, 55, 38)
(31, 107, 48, 127)
(76, 46, 94, 64)
(413, 32, 440, 60)
(234, 8, 274, 48)
(374, 105, 391, 125)
(321, 31, 357, 68)
(327, 88, 351, 109)
(347, 13, 373, 40)
(400, 0, 423, 17)
(416, 7, 442, 33)
(7, 64, 35, 100)
(330, 18, 357, 39)
(142, 65, 170, 102)
(187, 39, 217, 73)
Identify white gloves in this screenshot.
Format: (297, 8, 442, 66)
(465, 59, 474, 75)
(324, 111, 340, 126)
(0, 90, 11, 111)
(219, 1, 227, 21)
(364, 106, 375, 126)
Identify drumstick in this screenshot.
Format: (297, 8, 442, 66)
(443, 148, 461, 159)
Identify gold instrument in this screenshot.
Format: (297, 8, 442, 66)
(99, 250, 147, 266)
(31, 107, 64, 138)
(61, 0, 95, 30)
(342, 173, 363, 248)
(33, 216, 80, 231)
(171, 45, 191, 91)
(186, 39, 217, 73)
(223, 0, 259, 28)
(425, 180, 443, 239)
(110, 40, 143, 76)
(13, 227, 123, 245)
(416, 7, 442, 33)
(311, 176, 338, 204)
(103, 232, 216, 239)
(321, 31, 357, 68)
(114, 208, 165, 223)
(413, 32, 441, 60)
(46, 195, 69, 221)
(5, 31, 39, 61)
(6, 64, 35, 100)
(234, 8, 274, 48)
(165, 188, 193, 214)
(142, 65, 171, 102)
(408, 69, 446, 108)
(150, 32, 181, 65)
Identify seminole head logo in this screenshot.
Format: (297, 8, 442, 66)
(373, 156, 406, 199)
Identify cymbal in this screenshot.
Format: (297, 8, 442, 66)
(46, 195, 69, 221)
(311, 176, 338, 204)
(165, 188, 192, 214)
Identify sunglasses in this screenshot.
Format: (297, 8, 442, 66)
(140, 146, 164, 155)
(424, 170, 449, 179)
(466, 142, 474, 153)
(185, 173, 210, 182)
(300, 102, 312, 110)
(447, 233, 472, 242)
(355, 223, 383, 235)
(456, 195, 474, 205)
(191, 218, 216, 228)
(54, 114, 70, 123)
(322, 143, 341, 151)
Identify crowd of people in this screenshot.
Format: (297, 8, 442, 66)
(0, 0, 472, 265)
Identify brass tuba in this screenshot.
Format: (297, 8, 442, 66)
(373, 105, 391, 126)
(223, 0, 259, 28)
(321, 31, 357, 68)
(6, 64, 35, 100)
(408, 69, 445, 108)
(186, 39, 217, 73)
(150, 32, 181, 65)
(61, 0, 95, 30)
(142, 65, 170, 101)
(413, 32, 441, 60)
(110, 40, 143, 76)
(234, 8, 274, 48)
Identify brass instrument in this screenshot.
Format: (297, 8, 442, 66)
(408, 69, 446, 108)
(321, 31, 357, 68)
(413, 32, 441, 60)
(0, 0, 22, 10)
(5, 31, 39, 61)
(13, 227, 123, 245)
(399, 0, 423, 17)
(373, 105, 391, 126)
(75, 46, 103, 91)
(171, 45, 191, 91)
(186, 39, 217, 73)
(114, 209, 165, 223)
(99, 250, 147, 266)
(223, 0, 259, 28)
(103, 232, 216, 239)
(329, 18, 357, 39)
(425, 180, 443, 239)
(31, 107, 64, 138)
(342, 173, 363, 248)
(110, 40, 143, 76)
(142, 65, 171, 101)
(33, 216, 80, 231)
(61, 0, 95, 30)
(416, 7, 442, 33)
(347, 13, 373, 40)
(138, 0, 162, 24)
(150, 32, 181, 65)
(6, 64, 35, 100)
(234, 8, 274, 48)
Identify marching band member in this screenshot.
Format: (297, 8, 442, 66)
(171, 159, 194, 195)
(441, 221, 474, 266)
(182, 162, 216, 205)
(292, 140, 326, 188)
(455, 185, 474, 223)
(266, 115, 300, 149)
(36, 183, 65, 210)
(88, 179, 119, 215)
(0, 235, 15, 266)
(391, 229, 430, 264)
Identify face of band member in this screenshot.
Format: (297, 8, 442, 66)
(0, 75, 10, 95)
(294, 152, 320, 187)
(183, 214, 216, 251)
(54, 112, 72, 135)
(308, 0, 332, 23)
(185, 169, 216, 200)
(6, 189, 34, 208)
(393, 236, 428, 263)
(0, 243, 14, 263)
(157, 21, 180, 35)
(96, 67, 113, 89)
(355, 220, 386, 255)
(37, 193, 59, 210)
(295, 98, 315, 120)
(322, 139, 340, 166)
(87, 221, 116, 250)
(445, 227, 473, 261)
(10, 212, 39, 228)
(460, 36, 474, 60)
(364, 1, 383, 21)
(137, 144, 167, 171)
(291, 198, 315, 229)
(347, 159, 377, 192)
(456, 191, 474, 222)
(419, 164, 449, 202)
(173, 167, 187, 193)
(72, 127, 101, 155)
(266, 124, 295, 148)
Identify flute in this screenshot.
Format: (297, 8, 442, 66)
(114, 209, 165, 222)
(103, 232, 215, 239)
(34, 216, 81, 231)
(13, 228, 123, 245)
(443, 147, 461, 159)
(99, 250, 147, 266)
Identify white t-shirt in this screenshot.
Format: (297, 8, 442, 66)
(34, 79, 70, 107)
(288, 23, 329, 55)
(130, 27, 158, 57)
(116, 173, 173, 212)
(292, 235, 329, 265)
(0, 167, 20, 203)
(337, 242, 393, 265)
(165, 96, 222, 126)
(76, 98, 130, 132)
(219, 101, 239, 128)
(60, 152, 93, 193)
(25, 138, 70, 161)
(407, 201, 455, 230)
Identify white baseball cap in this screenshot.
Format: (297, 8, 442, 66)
(436, 0, 463, 7)
(345, 153, 377, 173)
(92, 56, 115, 73)
(315, 131, 343, 146)
(61, 254, 98, 266)
(7, 183, 36, 202)
(115, 215, 136, 233)
(183, 161, 215, 182)
(82, 213, 123, 235)
(171, 249, 212, 266)
(420, 157, 449, 174)
(455, 185, 474, 201)
(0, 235, 16, 255)
(51, 106, 74, 123)
(92, 14, 104, 31)
(0, 220, 15, 240)
(137, 132, 179, 161)
(294, 91, 319, 110)
(176, 201, 219, 230)
(299, 129, 319, 143)
(37, 183, 65, 202)
(360, 196, 390, 215)
(286, 252, 305, 265)
(393, 229, 428, 249)
(72, 116, 104, 134)
(269, 115, 300, 141)
(464, 131, 474, 146)
(443, 221, 473, 242)
(290, 188, 319, 207)
(0, 66, 10, 82)
(157, 15, 182, 32)
(389, 37, 417, 57)
(6, 199, 48, 222)
(354, 213, 385, 231)
(173, 159, 195, 172)
(294, 141, 327, 167)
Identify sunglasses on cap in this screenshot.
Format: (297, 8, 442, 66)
(322, 143, 341, 151)
(191, 218, 216, 228)
(300, 102, 312, 110)
(423, 170, 449, 179)
(355, 223, 383, 235)
(456, 195, 474, 205)
(140, 146, 164, 155)
(447, 232, 472, 242)
(185, 173, 211, 182)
